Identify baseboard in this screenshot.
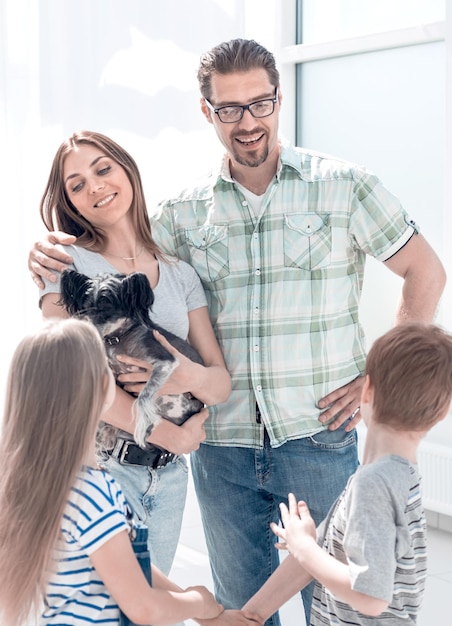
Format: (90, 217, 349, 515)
(425, 508, 452, 533)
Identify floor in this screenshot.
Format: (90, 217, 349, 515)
(171, 460, 452, 626)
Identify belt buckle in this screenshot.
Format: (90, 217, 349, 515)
(118, 439, 134, 465)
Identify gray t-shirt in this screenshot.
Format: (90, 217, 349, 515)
(313, 455, 426, 625)
(39, 245, 207, 340)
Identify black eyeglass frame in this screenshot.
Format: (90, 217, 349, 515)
(204, 87, 279, 124)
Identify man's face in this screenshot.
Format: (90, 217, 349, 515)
(201, 68, 281, 169)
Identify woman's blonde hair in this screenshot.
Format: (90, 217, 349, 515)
(0, 318, 108, 625)
(39, 130, 164, 258)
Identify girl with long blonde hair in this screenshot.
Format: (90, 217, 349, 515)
(0, 318, 224, 625)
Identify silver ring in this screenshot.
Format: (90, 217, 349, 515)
(350, 406, 360, 419)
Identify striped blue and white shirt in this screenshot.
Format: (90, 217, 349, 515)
(42, 466, 132, 625)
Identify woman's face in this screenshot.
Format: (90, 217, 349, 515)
(63, 143, 134, 229)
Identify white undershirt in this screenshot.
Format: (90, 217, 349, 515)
(234, 176, 276, 217)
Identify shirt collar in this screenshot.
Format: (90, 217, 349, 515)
(215, 137, 303, 187)
(278, 137, 304, 178)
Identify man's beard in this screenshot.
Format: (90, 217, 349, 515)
(231, 129, 269, 168)
(233, 145, 269, 168)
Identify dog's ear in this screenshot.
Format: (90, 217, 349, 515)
(60, 270, 93, 315)
(120, 272, 154, 318)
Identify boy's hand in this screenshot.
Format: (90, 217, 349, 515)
(271, 493, 316, 554)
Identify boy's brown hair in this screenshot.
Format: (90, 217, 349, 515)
(365, 322, 452, 430)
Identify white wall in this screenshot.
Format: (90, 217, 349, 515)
(0, 0, 280, 384)
(2, 1, 451, 452)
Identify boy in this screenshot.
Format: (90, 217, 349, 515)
(241, 322, 452, 625)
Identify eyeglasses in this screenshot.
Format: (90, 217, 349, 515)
(205, 88, 279, 124)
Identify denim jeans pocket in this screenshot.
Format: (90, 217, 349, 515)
(308, 423, 357, 449)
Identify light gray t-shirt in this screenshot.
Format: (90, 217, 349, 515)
(313, 455, 426, 625)
(39, 244, 208, 340)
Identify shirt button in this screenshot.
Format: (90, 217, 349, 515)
(242, 201, 248, 206)
(256, 385, 262, 392)
(255, 269, 261, 276)
(254, 345, 259, 352)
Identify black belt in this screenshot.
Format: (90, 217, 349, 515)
(108, 437, 177, 469)
(256, 404, 262, 423)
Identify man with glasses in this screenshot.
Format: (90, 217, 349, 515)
(28, 39, 445, 626)
(204, 86, 279, 124)
(152, 39, 444, 626)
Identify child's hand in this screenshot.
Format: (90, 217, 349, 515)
(271, 493, 316, 554)
(197, 609, 263, 625)
(186, 585, 224, 619)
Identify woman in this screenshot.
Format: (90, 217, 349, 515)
(39, 130, 231, 576)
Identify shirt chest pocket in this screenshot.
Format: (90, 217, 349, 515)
(283, 212, 331, 271)
(185, 224, 229, 282)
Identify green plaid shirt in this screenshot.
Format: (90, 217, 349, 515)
(152, 141, 416, 448)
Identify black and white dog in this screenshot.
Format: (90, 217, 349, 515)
(59, 269, 204, 449)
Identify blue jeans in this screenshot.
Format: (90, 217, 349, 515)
(190, 425, 358, 626)
(101, 454, 188, 575)
(120, 524, 152, 626)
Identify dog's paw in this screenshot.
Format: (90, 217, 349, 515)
(156, 393, 204, 425)
(133, 397, 162, 448)
(96, 421, 120, 451)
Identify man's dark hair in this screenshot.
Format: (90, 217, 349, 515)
(197, 38, 280, 100)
